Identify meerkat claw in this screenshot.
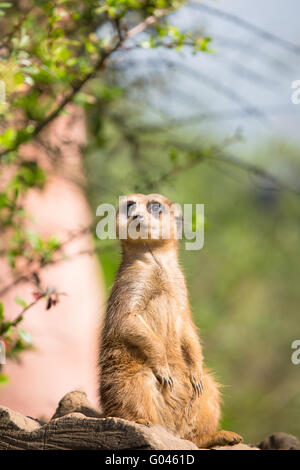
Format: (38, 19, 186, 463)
(156, 374, 173, 390)
(191, 375, 203, 396)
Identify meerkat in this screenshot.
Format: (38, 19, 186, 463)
(98, 193, 242, 448)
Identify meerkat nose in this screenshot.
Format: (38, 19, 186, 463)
(132, 214, 144, 221)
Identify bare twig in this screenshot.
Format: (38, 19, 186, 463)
(190, 1, 300, 55)
(212, 152, 300, 195)
(143, 138, 300, 196)
(129, 105, 297, 133)
(127, 13, 163, 38)
(116, 58, 267, 123)
(9, 294, 47, 329)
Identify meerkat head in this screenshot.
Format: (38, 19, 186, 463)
(117, 193, 182, 246)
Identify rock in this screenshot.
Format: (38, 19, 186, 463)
(212, 443, 260, 450)
(51, 390, 102, 419)
(258, 432, 300, 450)
(0, 407, 41, 433)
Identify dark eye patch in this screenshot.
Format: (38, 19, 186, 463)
(147, 201, 162, 217)
(127, 200, 136, 217)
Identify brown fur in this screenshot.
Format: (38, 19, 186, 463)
(98, 194, 242, 448)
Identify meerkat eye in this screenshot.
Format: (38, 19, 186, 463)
(147, 201, 162, 217)
(126, 201, 136, 217)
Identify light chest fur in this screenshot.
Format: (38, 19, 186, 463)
(114, 254, 188, 345)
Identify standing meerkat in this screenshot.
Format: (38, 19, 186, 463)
(99, 193, 242, 448)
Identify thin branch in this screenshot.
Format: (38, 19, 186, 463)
(212, 152, 300, 195)
(126, 12, 164, 38)
(0, 288, 67, 338)
(190, 1, 300, 55)
(143, 138, 300, 196)
(0, 275, 30, 299)
(144, 156, 203, 191)
(213, 35, 297, 74)
(130, 105, 298, 133)
(128, 39, 281, 89)
(116, 58, 268, 123)
(160, 60, 267, 122)
(108, 113, 146, 177)
(112, 16, 122, 41)
(9, 294, 47, 329)
(0, 293, 47, 337)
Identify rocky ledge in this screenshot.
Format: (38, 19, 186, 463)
(0, 391, 298, 450)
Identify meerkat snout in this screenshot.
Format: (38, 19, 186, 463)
(132, 214, 144, 221)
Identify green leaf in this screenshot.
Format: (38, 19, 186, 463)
(26, 230, 43, 250)
(169, 148, 178, 163)
(140, 37, 156, 49)
(52, 27, 64, 39)
(15, 297, 28, 308)
(47, 236, 60, 250)
(18, 328, 33, 345)
(0, 301, 3, 321)
(194, 37, 215, 53)
(0, 128, 17, 149)
(0, 373, 9, 386)
(24, 75, 34, 86)
(16, 161, 46, 189)
(2, 323, 12, 338)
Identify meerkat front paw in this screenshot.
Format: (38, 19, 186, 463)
(190, 372, 203, 396)
(153, 366, 173, 390)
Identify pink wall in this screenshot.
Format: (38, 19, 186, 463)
(0, 106, 105, 419)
